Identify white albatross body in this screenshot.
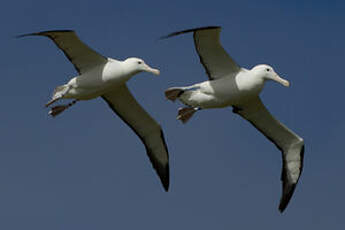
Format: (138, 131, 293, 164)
(18, 30, 170, 191)
(162, 26, 304, 212)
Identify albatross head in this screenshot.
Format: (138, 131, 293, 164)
(124, 57, 160, 76)
(252, 64, 290, 87)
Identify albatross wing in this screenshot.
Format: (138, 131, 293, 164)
(233, 97, 304, 212)
(17, 30, 107, 74)
(102, 85, 170, 191)
(161, 26, 241, 80)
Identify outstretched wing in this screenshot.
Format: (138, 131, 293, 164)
(102, 85, 170, 191)
(233, 97, 304, 212)
(17, 30, 107, 74)
(161, 26, 241, 80)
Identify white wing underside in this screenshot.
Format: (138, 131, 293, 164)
(162, 26, 241, 80)
(102, 85, 170, 191)
(17, 30, 107, 74)
(233, 97, 304, 212)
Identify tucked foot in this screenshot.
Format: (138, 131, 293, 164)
(48, 100, 77, 117)
(49, 105, 69, 117)
(177, 107, 199, 123)
(165, 87, 184, 102)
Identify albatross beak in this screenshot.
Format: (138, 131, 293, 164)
(145, 65, 160, 76)
(273, 74, 290, 87)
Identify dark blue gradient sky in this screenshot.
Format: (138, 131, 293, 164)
(1, 0, 345, 229)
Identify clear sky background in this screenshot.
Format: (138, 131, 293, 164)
(1, 0, 345, 229)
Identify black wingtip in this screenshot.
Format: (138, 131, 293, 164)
(159, 26, 221, 40)
(279, 144, 305, 213)
(157, 129, 170, 192)
(161, 163, 170, 192)
(279, 202, 286, 213)
(279, 198, 288, 213)
(143, 134, 170, 192)
(150, 159, 169, 192)
(278, 183, 297, 213)
(15, 30, 74, 39)
(279, 207, 284, 213)
(15, 32, 38, 39)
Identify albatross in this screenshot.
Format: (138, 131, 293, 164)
(162, 26, 304, 212)
(18, 30, 170, 191)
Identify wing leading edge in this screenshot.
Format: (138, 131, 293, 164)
(161, 26, 241, 80)
(102, 85, 170, 191)
(17, 30, 107, 74)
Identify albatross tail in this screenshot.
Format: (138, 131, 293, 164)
(165, 87, 201, 123)
(45, 84, 70, 107)
(165, 87, 185, 102)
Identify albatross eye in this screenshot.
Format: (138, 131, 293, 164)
(266, 68, 270, 72)
(137, 61, 142, 64)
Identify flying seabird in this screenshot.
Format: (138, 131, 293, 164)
(18, 30, 170, 191)
(162, 26, 304, 212)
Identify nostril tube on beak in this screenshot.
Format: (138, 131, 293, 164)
(152, 69, 160, 75)
(146, 66, 160, 76)
(274, 75, 290, 87)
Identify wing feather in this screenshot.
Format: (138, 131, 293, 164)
(161, 26, 241, 80)
(17, 30, 107, 74)
(233, 97, 304, 212)
(102, 85, 170, 191)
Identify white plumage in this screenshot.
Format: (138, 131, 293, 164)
(163, 26, 304, 212)
(18, 30, 169, 191)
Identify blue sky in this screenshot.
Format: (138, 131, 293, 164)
(1, 0, 345, 229)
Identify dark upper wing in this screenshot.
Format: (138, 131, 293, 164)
(102, 85, 169, 191)
(161, 26, 241, 80)
(17, 30, 107, 74)
(233, 97, 304, 212)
